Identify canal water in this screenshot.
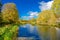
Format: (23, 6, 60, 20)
(18, 24, 60, 40)
(18, 24, 41, 40)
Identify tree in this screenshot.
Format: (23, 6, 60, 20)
(0, 3, 20, 40)
(52, 0, 60, 28)
(36, 10, 57, 26)
(0, 1, 3, 26)
(1, 3, 19, 25)
(28, 18, 36, 25)
(0, 1, 2, 13)
(52, 0, 60, 17)
(36, 10, 57, 40)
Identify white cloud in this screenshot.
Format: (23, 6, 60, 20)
(29, 11, 38, 16)
(39, 1, 53, 11)
(22, 11, 38, 20)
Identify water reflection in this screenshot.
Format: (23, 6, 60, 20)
(18, 24, 60, 40)
(18, 24, 41, 40)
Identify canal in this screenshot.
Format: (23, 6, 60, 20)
(18, 24, 41, 40)
(18, 24, 60, 40)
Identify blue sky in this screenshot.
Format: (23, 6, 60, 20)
(2, 0, 53, 20)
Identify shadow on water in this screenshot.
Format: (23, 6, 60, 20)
(18, 24, 41, 40)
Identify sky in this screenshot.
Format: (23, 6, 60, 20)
(2, 0, 53, 20)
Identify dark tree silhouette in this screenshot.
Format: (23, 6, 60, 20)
(0, 0, 2, 13)
(0, 0, 3, 26)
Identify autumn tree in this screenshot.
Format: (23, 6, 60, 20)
(52, 0, 60, 28)
(52, 0, 60, 17)
(28, 18, 36, 25)
(36, 10, 57, 26)
(36, 10, 57, 40)
(1, 3, 19, 25)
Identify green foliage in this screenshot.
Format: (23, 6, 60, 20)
(0, 25, 18, 40)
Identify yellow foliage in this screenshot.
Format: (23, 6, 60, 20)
(1, 3, 19, 23)
(36, 10, 57, 40)
(52, 0, 60, 17)
(36, 10, 57, 26)
(28, 18, 36, 25)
